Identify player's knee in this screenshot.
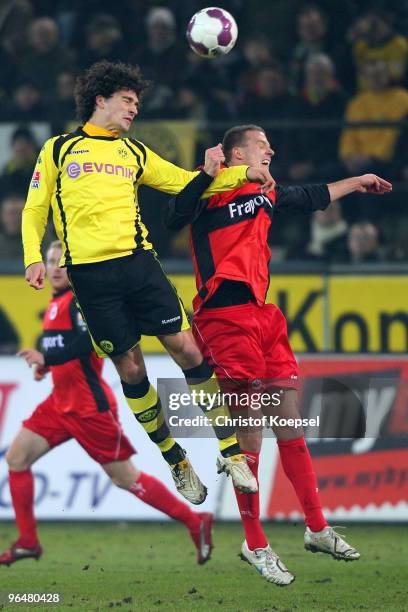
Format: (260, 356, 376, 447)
(110, 475, 130, 489)
(182, 346, 203, 368)
(108, 463, 141, 490)
(114, 355, 146, 385)
(175, 340, 202, 369)
(120, 368, 145, 385)
(6, 448, 31, 471)
(162, 331, 203, 368)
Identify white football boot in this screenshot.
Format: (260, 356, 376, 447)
(170, 454, 207, 505)
(304, 526, 361, 561)
(216, 454, 258, 493)
(240, 540, 295, 586)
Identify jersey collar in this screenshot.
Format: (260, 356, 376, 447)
(79, 122, 119, 140)
(52, 287, 72, 298)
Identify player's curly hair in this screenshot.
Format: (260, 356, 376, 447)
(74, 60, 150, 123)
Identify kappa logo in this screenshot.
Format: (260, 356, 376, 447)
(162, 315, 181, 325)
(228, 194, 272, 219)
(100, 340, 114, 353)
(67, 149, 90, 155)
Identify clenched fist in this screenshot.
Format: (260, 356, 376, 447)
(203, 143, 225, 177)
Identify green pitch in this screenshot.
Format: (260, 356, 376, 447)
(0, 523, 406, 611)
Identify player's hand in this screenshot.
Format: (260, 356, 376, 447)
(25, 262, 46, 290)
(203, 143, 225, 177)
(357, 174, 392, 194)
(33, 364, 49, 381)
(18, 348, 45, 367)
(246, 166, 276, 193)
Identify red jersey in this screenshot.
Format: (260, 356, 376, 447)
(190, 182, 276, 312)
(41, 288, 116, 415)
(164, 170, 330, 313)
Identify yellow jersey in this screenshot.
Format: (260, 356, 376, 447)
(22, 123, 249, 267)
(339, 87, 408, 162)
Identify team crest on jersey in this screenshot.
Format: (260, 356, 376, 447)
(49, 303, 58, 320)
(100, 339, 114, 353)
(117, 146, 128, 159)
(31, 170, 41, 189)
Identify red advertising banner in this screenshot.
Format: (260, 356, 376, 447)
(267, 357, 408, 520)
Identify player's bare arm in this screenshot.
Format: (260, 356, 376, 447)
(25, 262, 46, 290)
(328, 174, 392, 201)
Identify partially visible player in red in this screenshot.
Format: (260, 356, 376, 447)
(0, 240, 212, 567)
(164, 125, 392, 585)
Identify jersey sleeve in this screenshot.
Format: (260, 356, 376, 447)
(275, 184, 330, 213)
(164, 171, 213, 230)
(139, 144, 249, 195)
(22, 137, 59, 268)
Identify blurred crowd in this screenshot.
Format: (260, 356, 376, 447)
(1, 0, 408, 264)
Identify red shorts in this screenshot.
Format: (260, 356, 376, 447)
(23, 395, 135, 464)
(193, 302, 299, 389)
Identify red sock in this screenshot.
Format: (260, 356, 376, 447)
(129, 472, 200, 531)
(277, 436, 328, 532)
(233, 451, 268, 550)
(9, 470, 38, 548)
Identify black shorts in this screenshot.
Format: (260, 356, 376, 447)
(67, 250, 189, 358)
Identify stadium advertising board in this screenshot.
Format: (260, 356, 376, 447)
(1, 355, 406, 522)
(218, 356, 408, 522)
(1, 274, 407, 354)
(0, 357, 219, 520)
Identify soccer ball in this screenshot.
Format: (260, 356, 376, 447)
(187, 7, 238, 58)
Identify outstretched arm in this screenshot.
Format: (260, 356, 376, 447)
(141, 142, 275, 196)
(276, 174, 392, 214)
